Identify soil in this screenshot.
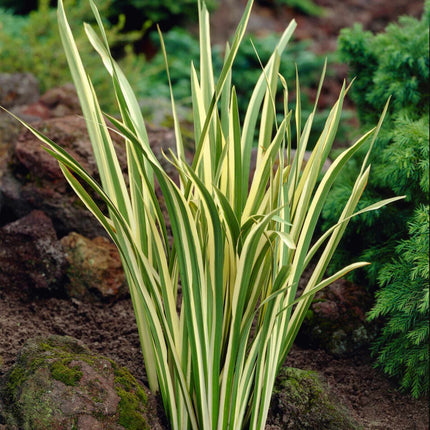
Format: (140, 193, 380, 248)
(1, 0, 428, 429)
(1, 287, 429, 429)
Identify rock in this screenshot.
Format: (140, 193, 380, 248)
(0, 114, 182, 238)
(0, 210, 66, 293)
(61, 232, 128, 302)
(0, 335, 160, 430)
(14, 115, 105, 180)
(267, 366, 358, 429)
(39, 83, 82, 117)
(0, 114, 21, 179)
(0, 115, 123, 237)
(18, 83, 82, 120)
(0, 83, 79, 182)
(295, 279, 376, 356)
(0, 73, 39, 109)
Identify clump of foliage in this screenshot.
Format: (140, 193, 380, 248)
(0, 0, 146, 111)
(141, 28, 339, 145)
(322, 3, 429, 397)
(368, 207, 429, 398)
(9, 0, 399, 427)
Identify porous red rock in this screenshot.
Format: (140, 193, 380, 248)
(0, 115, 124, 237)
(0, 210, 66, 293)
(0, 112, 182, 238)
(61, 232, 128, 302)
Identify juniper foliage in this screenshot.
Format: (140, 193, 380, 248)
(322, 3, 429, 397)
(368, 207, 429, 398)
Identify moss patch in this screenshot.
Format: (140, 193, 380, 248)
(50, 359, 83, 386)
(112, 361, 148, 430)
(270, 367, 359, 429)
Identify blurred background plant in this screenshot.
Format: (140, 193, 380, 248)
(138, 28, 344, 145)
(0, 0, 147, 110)
(0, 0, 340, 144)
(257, 0, 325, 17)
(321, 2, 429, 398)
(0, 0, 323, 20)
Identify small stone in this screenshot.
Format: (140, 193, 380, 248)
(39, 83, 81, 117)
(0, 210, 66, 292)
(61, 232, 128, 302)
(296, 278, 376, 356)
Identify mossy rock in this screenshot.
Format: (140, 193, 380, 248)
(0, 335, 153, 430)
(267, 366, 360, 429)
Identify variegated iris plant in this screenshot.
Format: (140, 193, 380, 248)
(10, 0, 402, 428)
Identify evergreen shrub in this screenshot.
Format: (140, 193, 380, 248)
(322, 3, 429, 397)
(368, 207, 429, 398)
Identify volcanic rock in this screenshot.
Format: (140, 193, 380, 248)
(0, 115, 122, 237)
(0, 73, 39, 109)
(0, 210, 66, 293)
(0, 335, 159, 429)
(61, 232, 128, 302)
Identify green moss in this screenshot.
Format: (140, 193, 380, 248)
(3, 360, 57, 428)
(19, 380, 58, 430)
(2, 367, 27, 409)
(117, 389, 148, 430)
(50, 360, 83, 387)
(113, 363, 148, 429)
(272, 367, 358, 429)
(39, 336, 89, 356)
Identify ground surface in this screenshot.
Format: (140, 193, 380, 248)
(1, 0, 428, 429)
(1, 287, 429, 429)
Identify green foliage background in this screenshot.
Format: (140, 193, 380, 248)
(322, 3, 429, 398)
(270, 0, 324, 16)
(0, 0, 322, 19)
(140, 28, 342, 145)
(0, 0, 336, 144)
(368, 207, 429, 398)
(0, 0, 147, 111)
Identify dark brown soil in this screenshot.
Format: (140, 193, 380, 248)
(1, 286, 428, 429)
